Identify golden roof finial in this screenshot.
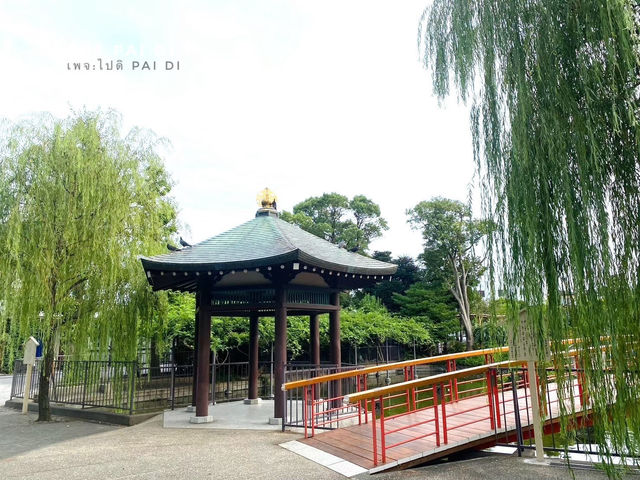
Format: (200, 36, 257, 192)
(256, 187, 277, 209)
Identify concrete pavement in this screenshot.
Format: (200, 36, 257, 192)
(0, 375, 13, 406)
(0, 408, 344, 480)
(0, 406, 627, 480)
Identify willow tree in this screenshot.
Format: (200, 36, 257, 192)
(0, 110, 176, 421)
(420, 0, 640, 469)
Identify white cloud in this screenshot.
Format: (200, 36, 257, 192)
(0, 0, 475, 259)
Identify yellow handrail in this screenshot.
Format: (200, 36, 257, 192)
(345, 359, 525, 403)
(282, 346, 510, 390)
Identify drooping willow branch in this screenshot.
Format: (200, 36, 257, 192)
(420, 0, 640, 472)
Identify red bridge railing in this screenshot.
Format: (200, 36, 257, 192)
(282, 347, 510, 435)
(347, 357, 590, 466)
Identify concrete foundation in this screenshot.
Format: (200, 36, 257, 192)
(268, 417, 282, 425)
(189, 415, 214, 424)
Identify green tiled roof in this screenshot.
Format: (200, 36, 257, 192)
(140, 212, 397, 276)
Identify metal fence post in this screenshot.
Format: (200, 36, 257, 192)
(129, 362, 136, 415)
(211, 353, 216, 405)
(81, 361, 89, 409)
(511, 369, 524, 456)
(170, 360, 175, 410)
(10, 360, 19, 400)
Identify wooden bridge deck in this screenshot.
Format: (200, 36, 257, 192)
(299, 381, 582, 473)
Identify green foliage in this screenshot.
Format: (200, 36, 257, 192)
(420, 0, 640, 470)
(341, 295, 431, 348)
(0, 110, 177, 416)
(281, 193, 388, 253)
(473, 321, 506, 348)
(211, 317, 249, 358)
(362, 252, 422, 312)
(165, 292, 196, 350)
(407, 197, 486, 349)
(393, 281, 459, 349)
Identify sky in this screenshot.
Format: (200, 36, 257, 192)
(0, 0, 474, 259)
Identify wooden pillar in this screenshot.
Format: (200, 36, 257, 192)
(248, 313, 260, 400)
(329, 292, 341, 402)
(309, 314, 320, 367)
(274, 286, 287, 419)
(195, 286, 212, 418)
(191, 291, 200, 407)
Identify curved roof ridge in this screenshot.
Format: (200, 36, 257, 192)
(141, 213, 396, 276)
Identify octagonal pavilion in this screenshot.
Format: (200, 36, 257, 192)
(140, 193, 396, 422)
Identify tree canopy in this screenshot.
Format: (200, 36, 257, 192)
(281, 193, 388, 253)
(420, 0, 640, 469)
(361, 252, 422, 312)
(407, 197, 486, 349)
(0, 110, 177, 420)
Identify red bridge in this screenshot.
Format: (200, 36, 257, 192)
(282, 348, 591, 474)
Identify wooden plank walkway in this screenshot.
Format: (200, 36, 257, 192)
(299, 381, 583, 473)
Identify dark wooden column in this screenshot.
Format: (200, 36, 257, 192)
(195, 285, 212, 418)
(191, 291, 200, 407)
(248, 313, 260, 400)
(329, 292, 341, 402)
(274, 286, 287, 419)
(309, 314, 320, 367)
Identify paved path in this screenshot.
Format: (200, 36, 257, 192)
(0, 375, 13, 406)
(0, 407, 621, 479)
(0, 407, 343, 480)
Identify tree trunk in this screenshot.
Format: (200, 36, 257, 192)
(463, 315, 474, 351)
(449, 259, 474, 350)
(37, 332, 55, 422)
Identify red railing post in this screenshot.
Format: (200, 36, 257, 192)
(487, 371, 495, 430)
(311, 383, 316, 437)
(304, 385, 308, 438)
(433, 385, 440, 447)
(493, 369, 501, 428)
(379, 396, 386, 464)
(440, 382, 448, 444)
(575, 356, 587, 409)
(446, 360, 453, 402)
(356, 375, 362, 425)
(371, 398, 378, 466)
(404, 366, 411, 411)
(453, 360, 459, 401)
(363, 375, 369, 424)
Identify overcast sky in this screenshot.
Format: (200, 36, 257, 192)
(0, 1, 474, 259)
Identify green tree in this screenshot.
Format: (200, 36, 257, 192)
(0, 110, 177, 421)
(393, 280, 459, 352)
(164, 291, 196, 355)
(281, 193, 388, 253)
(362, 252, 422, 312)
(420, 0, 640, 468)
(407, 197, 486, 350)
(341, 295, 431, 357)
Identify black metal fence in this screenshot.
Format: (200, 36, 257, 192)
(10, 358, 273, 414)
(283, 363, 363, 429)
